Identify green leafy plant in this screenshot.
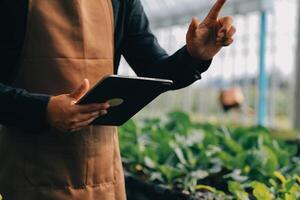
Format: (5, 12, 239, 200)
(119, 111, 300, 199)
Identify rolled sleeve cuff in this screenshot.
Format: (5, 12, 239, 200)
(181, 46, 212, 79)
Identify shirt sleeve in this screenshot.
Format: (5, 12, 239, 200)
(122, 0, 212, 90)
(0, 83, 51, 132)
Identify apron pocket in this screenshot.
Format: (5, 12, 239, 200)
(85, 126, 115, 185)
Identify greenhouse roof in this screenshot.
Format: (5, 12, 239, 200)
(141, 0, 274, 28)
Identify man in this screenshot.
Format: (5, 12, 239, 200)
(0, 0, 235, 199)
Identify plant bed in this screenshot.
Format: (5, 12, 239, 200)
(119, 111, 300, 199)
(125, 173, 190, 200)
(125, 173, 223, 200)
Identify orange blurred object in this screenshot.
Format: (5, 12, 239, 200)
(219, 87, 244, 112)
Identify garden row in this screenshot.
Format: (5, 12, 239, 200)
(119, 112, 300, 200)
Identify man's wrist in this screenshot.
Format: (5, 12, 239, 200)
(182, 46, 212, 74)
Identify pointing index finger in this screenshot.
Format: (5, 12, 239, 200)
(205, 0, 227, 20)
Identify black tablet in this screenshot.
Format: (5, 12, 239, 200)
(77, 75, 173, 126)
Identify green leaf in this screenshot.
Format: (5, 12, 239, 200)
(224, 170, 248, 182)
(247, 146, 279, 176)
(296, 176, 300, 185)
(165, 111, 193, 135)
(195, 185, 216, 193)
(158, 165, 185, 184)
(224, 136, 244, 153)
(144, 156, 156, 169)
(174, 146, 187, 165)
(190, 170, 209, 180)
(274, 171, 287, 184)
(284, 179, 296, 192)
(284, 193, 294, 200)
(228, 181, 249, 200)
(251, 181, 273, 200)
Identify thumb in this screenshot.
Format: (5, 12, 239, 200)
(188, 17, 200, 35)
(69, 79, 90, 101)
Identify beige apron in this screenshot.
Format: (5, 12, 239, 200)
(0, 0, 126, 199)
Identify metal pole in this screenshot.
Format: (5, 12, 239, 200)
(258, 11, 268, 126)
(293, 1, 300, 130)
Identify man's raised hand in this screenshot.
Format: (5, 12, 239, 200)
(186, 0, 236, 61)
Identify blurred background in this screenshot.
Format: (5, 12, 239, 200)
(118, 0, 300, 130)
